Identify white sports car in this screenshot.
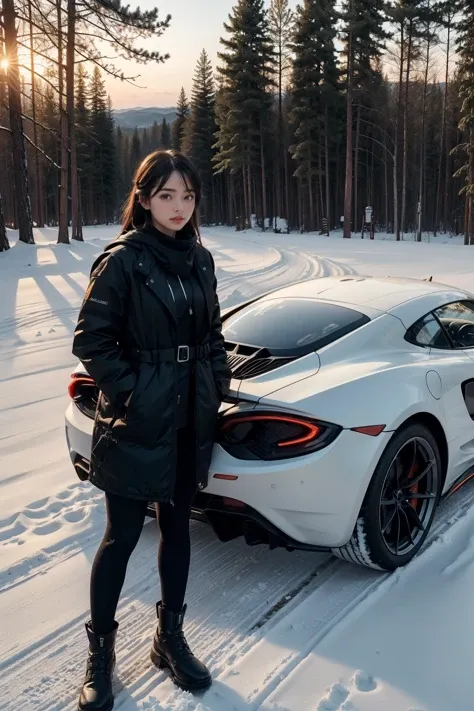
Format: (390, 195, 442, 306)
(65, 275, 474, 571)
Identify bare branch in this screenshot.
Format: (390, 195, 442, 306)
(359, 132, 394, 160)
(24, 134, 61, 168)
(17, 41, 60, 69)
(21, 110, 58, 137)
(356, 115, 395, 147)
(19, 64, 61, 94)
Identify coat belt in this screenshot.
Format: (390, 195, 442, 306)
(128, 343, 211, 364)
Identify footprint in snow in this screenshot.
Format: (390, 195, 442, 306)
(351, 670, 377, 692)
(316, 682, 350, 710)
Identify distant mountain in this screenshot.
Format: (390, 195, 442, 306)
(114, 107, 177, 129)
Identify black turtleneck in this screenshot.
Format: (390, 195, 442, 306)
(140, 224, 197, 278)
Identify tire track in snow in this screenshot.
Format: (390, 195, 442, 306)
(217, 238, 357, 309)
(3, 482, 472, 711)
(206, 481, 474, 711)
(0, 522, 330, 710)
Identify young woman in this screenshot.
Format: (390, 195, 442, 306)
(73, 150, 231, 711)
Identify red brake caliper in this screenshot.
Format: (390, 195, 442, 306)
(406, 462, 419, 509)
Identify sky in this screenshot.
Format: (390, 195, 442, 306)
(105, 0, 298, 110)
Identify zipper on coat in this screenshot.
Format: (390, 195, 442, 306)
(177, 274, 193, 315)
(167, 280, 176, 302)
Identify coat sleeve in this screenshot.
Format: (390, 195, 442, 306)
(209, 253, 232, 399)
(72, 251, 137, 410)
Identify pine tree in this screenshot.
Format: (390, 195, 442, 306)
(131, 128, 141, 171)
(104, 97, 118, 222)
(150, 120, 161, 149)
(41, 73, 60, 227)
(388, 0, 432, 238)
(0, 52, 14, 230)
(2, 0, 34, 243)
(341, 0, 389, 233)
(214, 0, 276, 229)
(172, 87, 190, 151)
(118, 128, 133, 205)
(455, 0, 474, 243)
(75, 64, 91, 229)
(89, 67, 117, 223)
(160, 117, 171, 148)
(269, 0, 294, 228)
(183, 50, 216, 223)
(290, 0, 340, 232)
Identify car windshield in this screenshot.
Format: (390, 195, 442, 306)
(223, 298, 370, 357)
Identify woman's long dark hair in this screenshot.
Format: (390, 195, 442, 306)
(121, 150, 202, 239)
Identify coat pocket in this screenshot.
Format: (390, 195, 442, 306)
(117, 363, 174, 448)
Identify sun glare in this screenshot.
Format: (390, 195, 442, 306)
(0, 59, 8, 72)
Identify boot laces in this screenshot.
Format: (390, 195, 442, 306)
(173, 631, 193, 656)
(86, 650, 110, 679)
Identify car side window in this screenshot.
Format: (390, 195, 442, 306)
(462, 380, 474, 420)
(434, 301, 474, 349)
(405, 313, 451, 349)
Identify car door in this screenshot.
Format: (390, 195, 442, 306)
(430, 301, 474, 484)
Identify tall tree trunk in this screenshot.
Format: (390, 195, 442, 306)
(343, 7, 354, 239)
(394, 21, 405, 240)
(2, 0, 34, 244)
(354, 104, 361, 229)
(260, 124, 267, 231)
(276, 33, 283, 226)
(284, 139, 290, 231)
(67, 0, 82, 240)
(227, 173, 233, 225)
(435, 14, 451, 234)
(297, 178, 302, 229)
(318, 143, 324, 229)
(384, 144, 389, 232)
(443, 79, 452, 233)
(308, 164, 314, 231)
(325, 108, 331, 235)
(0, 189, 9, 251)
(247, 160, 252, 227)
(57, 0, 69, 244)
(401, 20, 413, 237)
(242, 166, 248, 230)
(28, 2, 43, 228)
(469, 126, 474, 245)
(417, 14, 430, 243)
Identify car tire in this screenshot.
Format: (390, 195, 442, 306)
(332, 422, 443, 571)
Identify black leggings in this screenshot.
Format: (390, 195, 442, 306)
(90, 429, 197, 635)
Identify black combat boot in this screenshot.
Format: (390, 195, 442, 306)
(150, 602, 211, 692)
(78, 621, 118, 711)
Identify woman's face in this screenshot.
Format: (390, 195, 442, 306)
(139, 170, 196, 237)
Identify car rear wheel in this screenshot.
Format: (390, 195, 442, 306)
(332, 423, 442, 571)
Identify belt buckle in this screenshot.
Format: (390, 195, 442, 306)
(177, 345, 190, 363)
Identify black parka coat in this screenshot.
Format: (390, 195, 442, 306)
(72, 229, 231, 502)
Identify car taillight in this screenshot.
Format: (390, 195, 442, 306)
(218, 411, 342, 461)
(68, 373, 98, 419)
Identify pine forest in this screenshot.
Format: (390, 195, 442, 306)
(1, 0, 474, 253)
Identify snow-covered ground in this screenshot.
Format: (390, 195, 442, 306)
(1, 225, 474, 711)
